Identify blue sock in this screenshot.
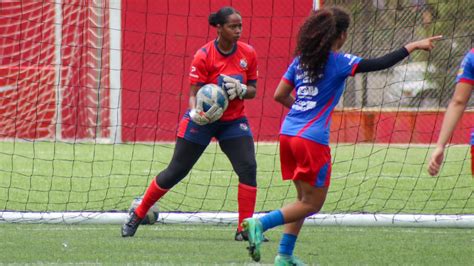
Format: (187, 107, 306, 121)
(278, 233, 298, 256)
(259, 209, 284, 232)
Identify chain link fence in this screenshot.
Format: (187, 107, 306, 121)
(328, 0, 473, 109)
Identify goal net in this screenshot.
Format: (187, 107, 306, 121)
(0, 0, 472, 227)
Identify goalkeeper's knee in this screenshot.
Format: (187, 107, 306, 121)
(236, 161, 257, 187)
(156, 163, 191, 189)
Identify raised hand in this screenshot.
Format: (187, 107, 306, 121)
(405, 35, 443, 52)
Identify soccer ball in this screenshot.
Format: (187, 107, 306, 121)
(196, 83, 228, 122)
(129, 196, 159, 225)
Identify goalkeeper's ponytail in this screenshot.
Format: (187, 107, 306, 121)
(209, 6, 240, 27)
(295, 7, 350, 81)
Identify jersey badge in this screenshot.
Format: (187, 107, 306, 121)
(239, 123, 249, 131)
(240, 58, 248, 69)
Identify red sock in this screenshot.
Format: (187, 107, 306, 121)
(237, 183, 257, 232)
(135, 178, 168, 219)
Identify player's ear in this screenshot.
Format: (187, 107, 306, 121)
(338, 31, 348, 48)
(342, 31, 348, 39)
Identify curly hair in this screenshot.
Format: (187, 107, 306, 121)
(295, 7, 350, 81)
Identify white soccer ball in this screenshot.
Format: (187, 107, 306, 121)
(129, 196, 159, 225)
(196, 83, 229, 122)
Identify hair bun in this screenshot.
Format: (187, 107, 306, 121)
(208, 13, 218, 27)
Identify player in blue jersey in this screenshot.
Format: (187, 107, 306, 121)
(428, 48, 474, 176)
(241, 7, 441, 265)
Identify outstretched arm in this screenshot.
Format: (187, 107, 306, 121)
(428, 82, 473, 176)
(355, 35, 443, 74)
(404, 35, 443, 53)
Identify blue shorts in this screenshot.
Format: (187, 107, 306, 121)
(176, 114, 253, 146)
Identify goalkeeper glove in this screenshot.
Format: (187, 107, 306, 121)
(220, 74, 247, 100)
(189, 108, 210, 125)
(205, 104, 224, 123)
(189, 104, 224, 125)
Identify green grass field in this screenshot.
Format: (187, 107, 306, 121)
(1, 223, 472, 264)
(0, 141, 473, 264)
(1, 141, 472, 214)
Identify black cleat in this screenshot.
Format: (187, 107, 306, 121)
(121, 211, 142, 237)
(235, 230, 247, 241)
(235, 230, 269, 242)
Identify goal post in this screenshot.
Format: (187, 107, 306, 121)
(1, 211, 473, 228)
(0, 0, 473, 228)
(313, 0, 324, 10)
(109, 0, 122, 144)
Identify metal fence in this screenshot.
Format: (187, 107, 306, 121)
(328, 0, 473, 109)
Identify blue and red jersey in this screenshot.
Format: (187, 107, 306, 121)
(456, 48, 474, 85)
(456, 49, 474, 145)
(280, 52, 362, 145)
(189, 40, 258, 121)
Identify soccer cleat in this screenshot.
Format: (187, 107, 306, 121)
(121, 210, 143, 237)
(274, 254, 306, 266)
(235, 230, 247, 241)
(241, 218, 264, 262)
(235, 230, 269, 242)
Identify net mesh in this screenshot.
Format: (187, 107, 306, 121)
(0, 0, 472, 222)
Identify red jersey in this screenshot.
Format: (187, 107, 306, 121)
(189, 40, 258, 121)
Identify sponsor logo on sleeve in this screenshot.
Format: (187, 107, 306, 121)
(190, 66, 199, 78)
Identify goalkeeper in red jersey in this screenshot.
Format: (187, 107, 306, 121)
(122, 6, 265, 241)
(428, 48, 474, 176)
(240, 6, 441, 265)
